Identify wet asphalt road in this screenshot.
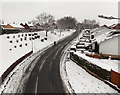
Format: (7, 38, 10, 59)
(23, 31, 78, 94)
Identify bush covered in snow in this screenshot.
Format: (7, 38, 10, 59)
(70, 52, 111, 81)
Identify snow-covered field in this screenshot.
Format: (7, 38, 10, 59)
(0, 29, 75, 93)
(65, 60, 118, 93)
(0, 29, 74, 77)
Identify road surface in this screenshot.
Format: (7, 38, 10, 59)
(23, 31, 78, 93)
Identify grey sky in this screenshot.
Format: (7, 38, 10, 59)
(1, 2, 118, 26)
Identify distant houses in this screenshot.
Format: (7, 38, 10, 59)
(0, 21, 35, 34)
(99, 32, 120, 59)
(1, 24, 22, 34)
(88, 25, 120, 59)
(109, 23, 120, 30)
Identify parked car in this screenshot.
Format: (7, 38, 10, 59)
(69, 45, 76, 52)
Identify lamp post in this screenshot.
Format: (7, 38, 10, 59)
(31, 34, 34, 53)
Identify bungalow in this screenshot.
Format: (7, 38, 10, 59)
(99, 33, 120, 59)
(2, 24, 21, 34)
(10, 23, 24, 30)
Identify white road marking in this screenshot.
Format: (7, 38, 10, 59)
(35, 77, 39, 94)
(49, 61, 53, 71)
(39, 60, 45, 72)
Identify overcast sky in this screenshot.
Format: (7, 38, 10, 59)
(0, 1, 119, 26)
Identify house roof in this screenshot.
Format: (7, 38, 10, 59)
(109, 23, 120, 29)
(10, 23, 24, 28)
(95, 31, 120, 44)
(101, 25, 109, 28)
(2, 24, 14, 29)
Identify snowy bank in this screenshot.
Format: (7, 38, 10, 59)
(66, 60, 118, 93)
(74, 51, 119, 73)
(0, 29, 74, 93)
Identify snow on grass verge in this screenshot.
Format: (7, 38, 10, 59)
(0, 45, 51, 93)
(60, 30, 119, 93)
(66, 60, 118, 93)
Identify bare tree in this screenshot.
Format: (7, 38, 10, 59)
(82, 19, 99, 29)
(57, 16, 77, 30)
(33, 12, 55, 36)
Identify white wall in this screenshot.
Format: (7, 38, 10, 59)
(99, 36, 119, 55)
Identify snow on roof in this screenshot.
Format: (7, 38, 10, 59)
(95, 31, 120, 44)
(91, 27, 112, 35)
(71, 45, 76, 48)
(2, 24, 14, 29)
(10, 23, 24, 28)
(90, 28, 100, 34)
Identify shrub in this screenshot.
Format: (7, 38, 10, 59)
(20, 38, 23, 41)
(70, 53, 110, 81)
(10, 41, 12, 43)
(16, 40, 19, 43)
(14, 46, 17, 48)
(19, 44, 22, 47)
(9, 49, 12, 51)
(18, 35, 20, 37)
(44, 38, 47, 40)
(7, 36, 10, 39)
(25, 43, 27, 46)
(41, 39, 44, 42)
